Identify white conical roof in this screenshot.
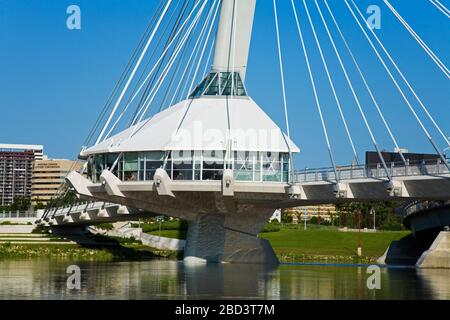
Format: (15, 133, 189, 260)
(82, 96, 299, 156)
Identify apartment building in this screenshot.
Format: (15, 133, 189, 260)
(283, 205, 338, 224)
(32, 159, 83, 205)
(0, 144, 44, 206)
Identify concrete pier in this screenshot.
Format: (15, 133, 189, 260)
(184, 210, 278, 265)
(378, 230, 450, 268)
(416, 231, 450, 268)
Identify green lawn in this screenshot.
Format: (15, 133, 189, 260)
(149, 229, 187, 240)
(260, 226, 409, 261)
(148, 224, 410, 263)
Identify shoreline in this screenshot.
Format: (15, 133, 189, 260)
(0, 242, 378, 264)
(0, 242, 180, 261)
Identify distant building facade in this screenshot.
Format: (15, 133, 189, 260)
(283, 205, 337, 224)
(0, 144, 44, 206)
(32, 159, 83, 205)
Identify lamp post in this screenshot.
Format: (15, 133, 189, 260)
(303, 208, 307, 231)
(370, 207, 376, 231)
(156, 216, 164, 241)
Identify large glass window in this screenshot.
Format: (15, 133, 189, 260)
(234, 151, 254, 181)
(139, 151, 165, 181)
(123, 153, 138, 181)
(233, 152, 289, 183)
(86, 151, 289, 183)
(262, 152, 281, 182)
(189, 72, 247, 98)
(282, 153, 289, 183)
(94, 154, 105, 182)
(203, 150, 224, 180)
(172, 151, 193, 181)
(193, 151, 202, 181)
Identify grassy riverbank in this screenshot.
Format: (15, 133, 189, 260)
(0, 234, 179, 261)
(0, 224, 409, 263)
(259, 225, 409, 263)
(150, 224, 409, 263)
(149, 229, 187, 239)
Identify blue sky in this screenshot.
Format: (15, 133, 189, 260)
(0, 0, 449, 169)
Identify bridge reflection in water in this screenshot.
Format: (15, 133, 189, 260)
(0, 260, 448, 300)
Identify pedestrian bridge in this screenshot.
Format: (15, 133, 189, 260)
(39, 0, 450, 264)
(41, 158, 450, 228)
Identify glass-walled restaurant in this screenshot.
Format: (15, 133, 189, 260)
(87, 151, 290, 183)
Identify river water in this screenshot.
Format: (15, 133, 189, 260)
(0, 259, 449, 300)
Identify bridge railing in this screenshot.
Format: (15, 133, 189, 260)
(294, 158, 450, 183)
(0, 211, 37, 219)
(402, 200, 450, 218)
(47, 201, 118, 218)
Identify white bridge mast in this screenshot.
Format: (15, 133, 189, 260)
(212, 0, 256, 82)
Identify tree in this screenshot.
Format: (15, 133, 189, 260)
(34, 200, 46, 210)
(281, 210, 293, 224)
(335, 201, 405, 230)
(11, 197, 31, 212)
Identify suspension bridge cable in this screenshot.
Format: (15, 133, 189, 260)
(159, 34, 196, 112)
(307, 0, 390, 179)
(291, 0, 339, 182)
(168, 12, 211, 107)
(201, 0, 217, 80)
(133, 0, 213, 123)
(183, 0, 221, 100)
(308, 0, 392, 176)
(129, 0, 188, 127)
(95, 0, 174, 145)
(349, 0, 450, 149)
(224, 0, 237, 168)
(175, 0, 222, 133)
(273, 0, 295, 183)
(429, 0, 450, 18)
(130, 2, 206, 129)
(42, 1, 168, 220)
(171, 33, 205, 105)
(104, 0, 202, 139)
(172, 2, 217, 106)
(182, 4, 217, 97)
(321, 0, 407, 165)
(105, 3, 184, 139)
(384, 0, 449, 78)
(303, 0, 361, 166)
(130, 2, 216, 137)
(80, 0, 167, 149)
(202, 36, 216, 79)
(124, 0, 189, 129)
(344, 0, 450, 170)
(158, 35, 195, 112)
(157, 1, 199, 113)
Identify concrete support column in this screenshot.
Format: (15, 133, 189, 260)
(183, 209, 278, 265)
(416, 231, 450, 268)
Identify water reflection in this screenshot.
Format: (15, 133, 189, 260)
(0, 259, 448, 300)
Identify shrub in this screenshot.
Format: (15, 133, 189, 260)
(32, 225, 49, 234)
(96, 223, 114, 231)
(138, 219, 188, 233)
(260, 222, 281, 233)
